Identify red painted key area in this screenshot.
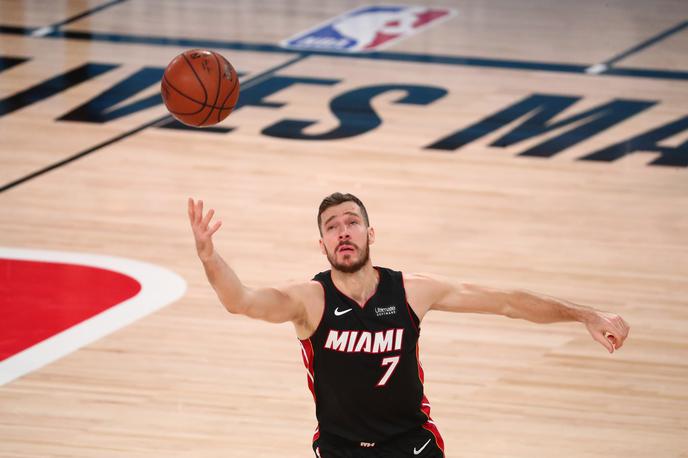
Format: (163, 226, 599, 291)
(0, 259, 141, 361)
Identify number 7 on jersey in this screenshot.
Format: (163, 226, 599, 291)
(376, 356, 400, 387)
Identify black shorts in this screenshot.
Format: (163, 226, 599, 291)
(313, 425, 444, 458)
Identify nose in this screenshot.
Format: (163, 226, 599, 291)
(337, 226, 351, 240)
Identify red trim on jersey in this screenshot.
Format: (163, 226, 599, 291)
(299, 338, 316, 402)
(416, 343, 445, 452)
(300, 339, 322, 445)
(313, 424, 320, 443)
(400, 273, 420, 334)
(422, 419, 445, 453)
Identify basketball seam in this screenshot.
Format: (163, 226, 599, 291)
(198, 52, 223, 126)
(163, 51, 239, 125)
(162, 75, 207, 115)
(162, 74, 232, 110)
(217, 67, 240, 122)
(219, 103, 237, 112)
(182, 52, 209, 106)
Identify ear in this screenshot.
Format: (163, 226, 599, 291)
(319, 238, 326, 255)
(368, 226, 375, 245)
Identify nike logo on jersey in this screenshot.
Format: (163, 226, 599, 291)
(334, 307, 352, 316)
(413, 438, 432, 455)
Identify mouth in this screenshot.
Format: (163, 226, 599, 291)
(337, 244, 356, 254)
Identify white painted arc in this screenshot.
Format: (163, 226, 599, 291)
(0, 247, 187, 386)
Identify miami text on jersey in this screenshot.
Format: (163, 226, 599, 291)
(324, 328, 404, 354)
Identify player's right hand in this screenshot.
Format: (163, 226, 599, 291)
(188, 198, 222, 262)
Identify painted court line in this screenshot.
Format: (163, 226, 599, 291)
(0, 26, 685, 80)
(586, 19, 688, 74)
(31, 0, 128, 37)
(0, 53, 309, 193)
(0, 247, 187, 386)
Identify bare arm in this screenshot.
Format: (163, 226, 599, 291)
(188, 198, 318, 332)
(405, 273, 630, 353)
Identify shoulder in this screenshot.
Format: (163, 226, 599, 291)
(280, 280, 326, 340)
(279, 280, 325, 305)
(403, 272, 451, 293)
(402, 272, 453, 320)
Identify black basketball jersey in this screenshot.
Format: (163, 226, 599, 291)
(299, 267, 433, 444)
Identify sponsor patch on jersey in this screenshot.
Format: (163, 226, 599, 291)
(280, 5, 456, 53)
(375, 305, 397, 316)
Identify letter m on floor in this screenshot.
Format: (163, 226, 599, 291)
(426, 93, 655, 158)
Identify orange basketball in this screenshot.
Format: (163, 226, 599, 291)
(161, 49, 240, 127)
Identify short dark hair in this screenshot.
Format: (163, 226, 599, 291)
(317, 192, 369, 234)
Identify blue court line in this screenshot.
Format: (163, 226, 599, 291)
(0, 53, 309, 193)
(0, 26, 30, 34)
(0, 114, 169, 193)
(604, 67, 688, 80)
(0, 25, 687, 81)
(28, 0, 128, 36)
(602, 20, 688, 67)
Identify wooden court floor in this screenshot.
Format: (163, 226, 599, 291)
(1, 1, 687, 456)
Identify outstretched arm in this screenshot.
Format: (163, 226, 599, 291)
(405, 273, 630, 353)
(188, 198, 315, 327)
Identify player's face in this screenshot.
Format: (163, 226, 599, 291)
(319, 202, 375, 274)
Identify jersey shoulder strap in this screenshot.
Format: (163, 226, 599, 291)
(377, 267, 421, 329)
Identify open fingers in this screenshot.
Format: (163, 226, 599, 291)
(188, 198, 222, 236)
(187, 197, 195, 224)
(195, 200, 204, 225)
(208, 220, 222, 237)
(202, 208, 215, 229)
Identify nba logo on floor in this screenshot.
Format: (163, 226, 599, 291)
(281, 5, 456, 53)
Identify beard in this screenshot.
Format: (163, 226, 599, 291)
(325, 236, 370, 274)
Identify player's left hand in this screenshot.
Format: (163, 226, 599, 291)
(584, 311, 630, 353)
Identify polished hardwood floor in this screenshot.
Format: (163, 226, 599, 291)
(1, 1, 687, 456)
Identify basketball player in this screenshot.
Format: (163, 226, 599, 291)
(188, 193, 630, 457)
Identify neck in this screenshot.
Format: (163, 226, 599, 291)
(331, 262, 379, 307)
